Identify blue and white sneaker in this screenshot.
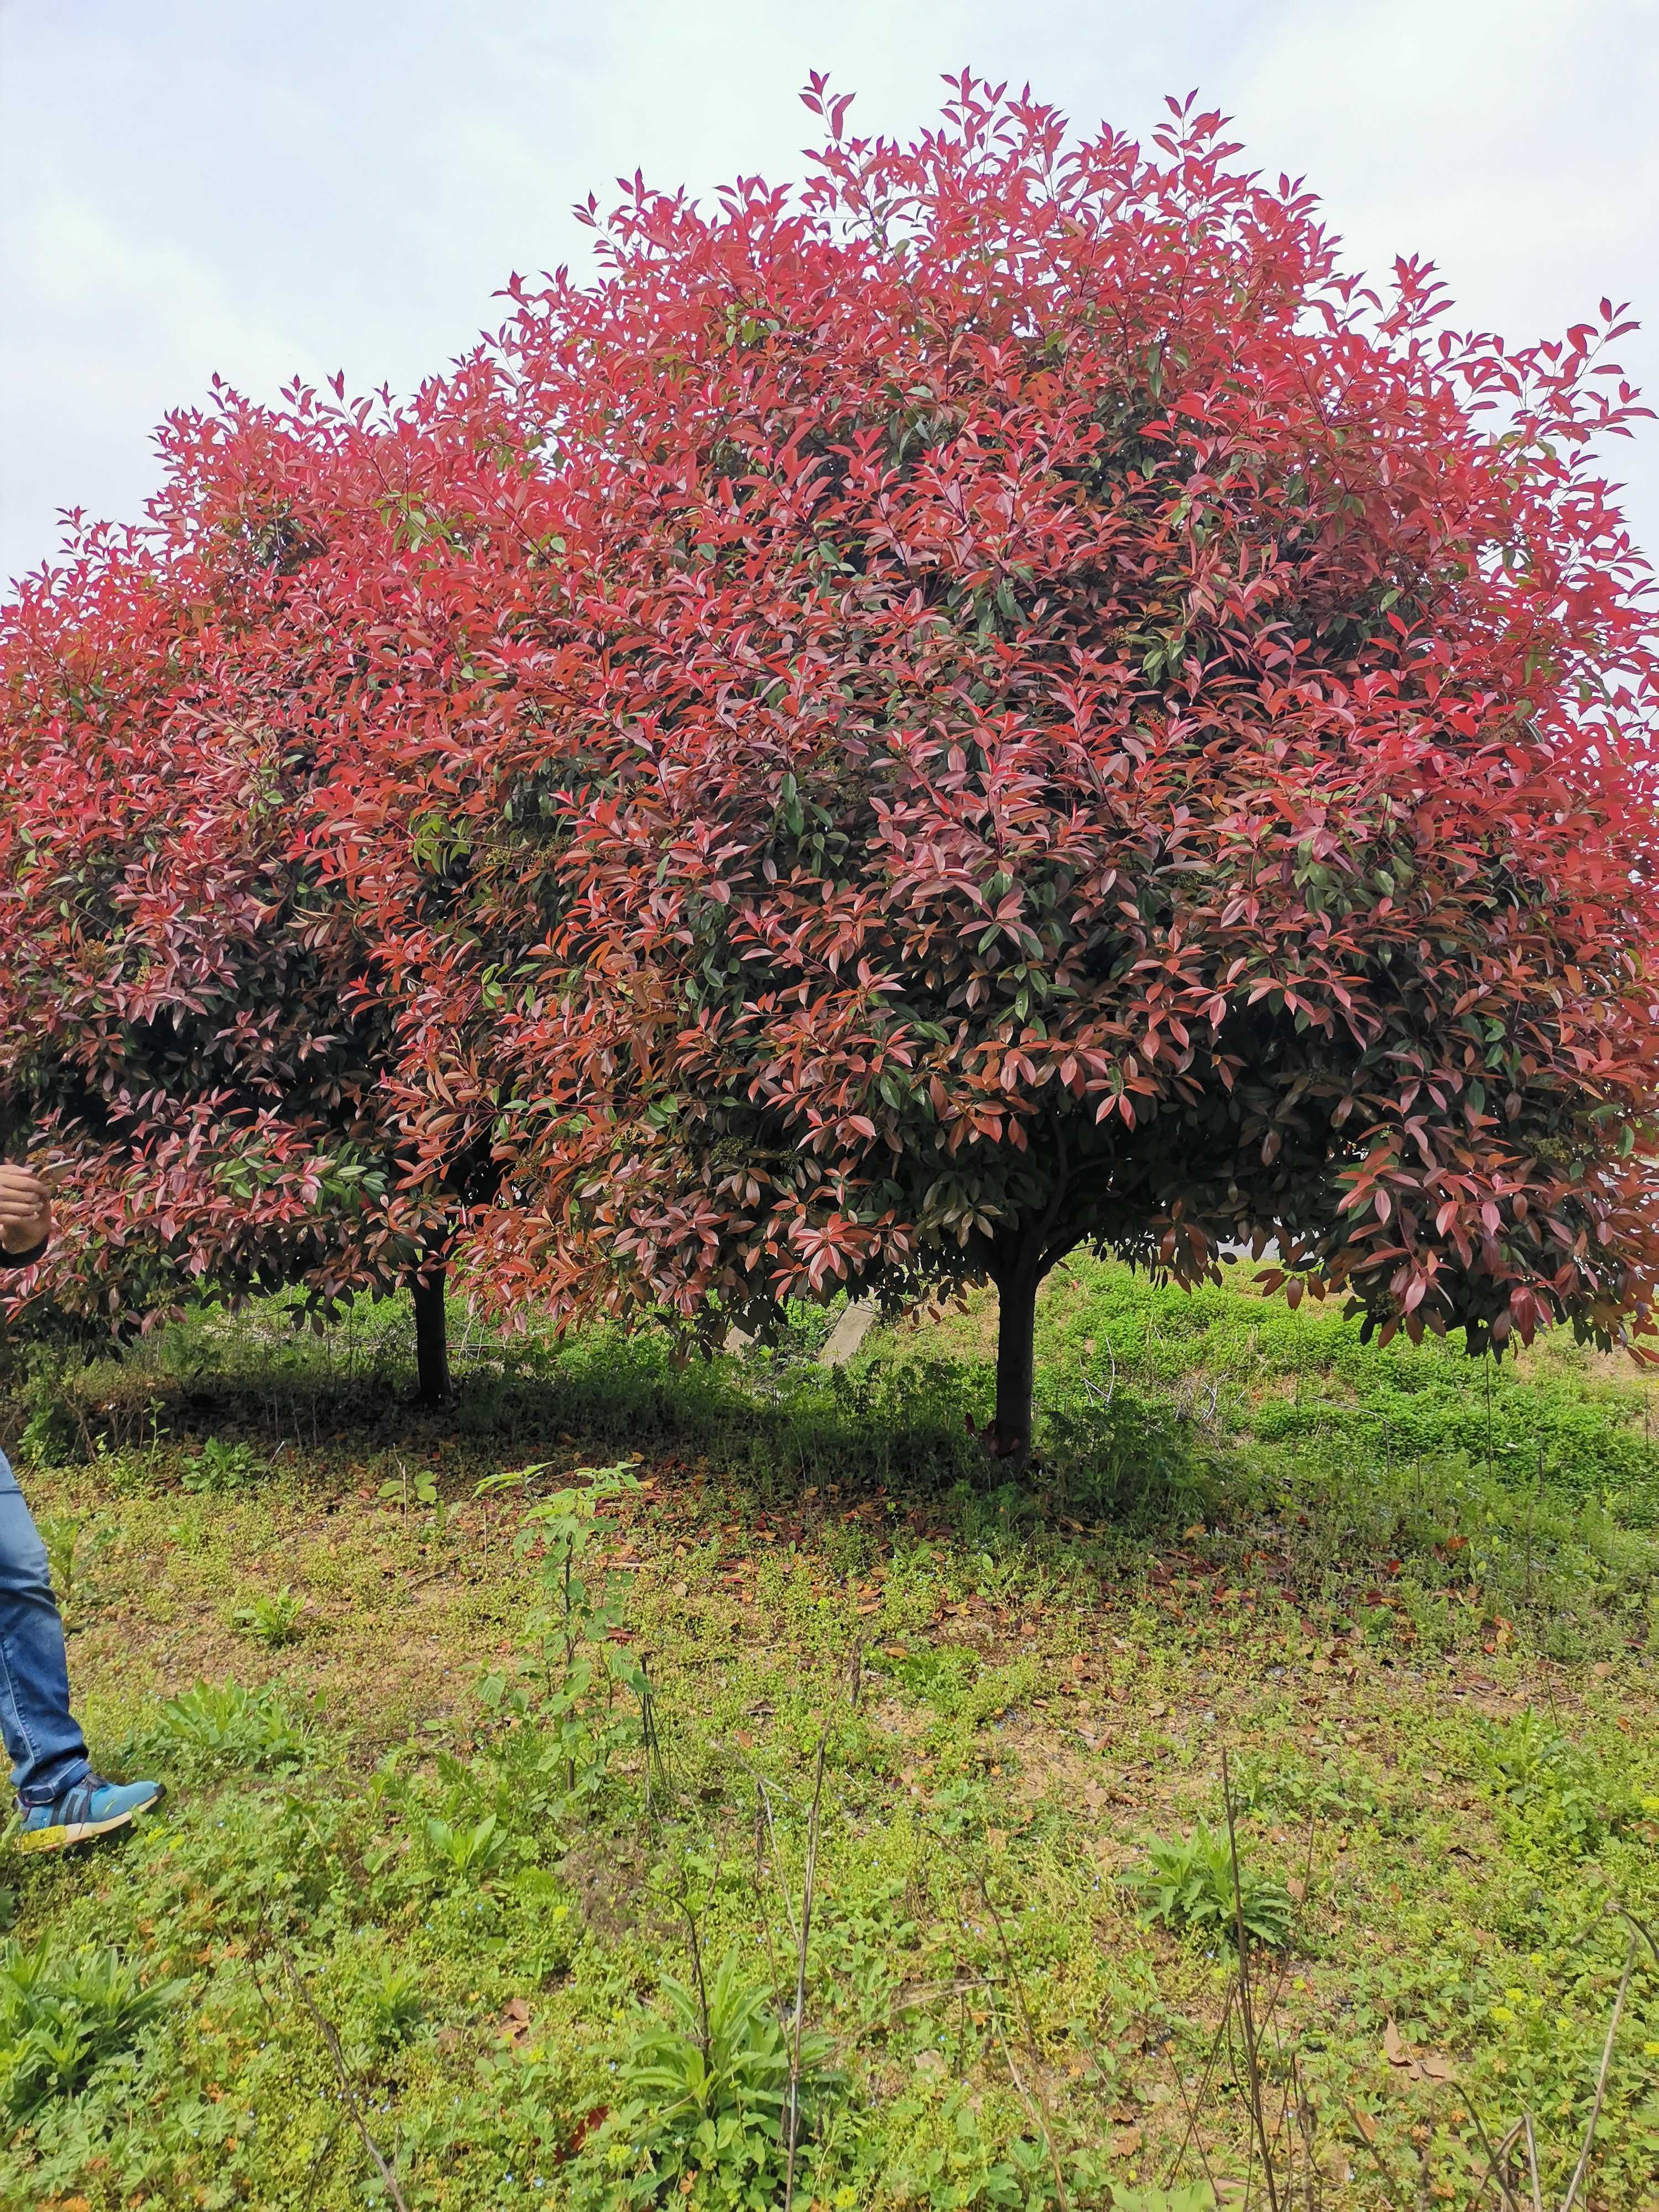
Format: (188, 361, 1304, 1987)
(15, 1774, 164, 1852)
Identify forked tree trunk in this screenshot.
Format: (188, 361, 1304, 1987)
(411, 1262, 451, 1407)
(991, 1246, 1044, 1477)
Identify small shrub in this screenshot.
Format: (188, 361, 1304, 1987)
(232, 1585, 305, 1647)
(179, 1437, 264, 1495)
(1123, 1824, 1293, 1949)
(474, 1460, 644, 1810)
(34, 1511, 107, 1630)
(14, 1398, 76, 1470)
(0, 1936, 186, 2116)
(87, 1435, 158, 1496)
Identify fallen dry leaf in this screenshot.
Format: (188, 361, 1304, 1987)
(567, 2104, 609, 2155)
(498, 1997, 534, 2046)
(1384, 2017, 1456, 2082)
(1111, 2126, 1142, 2158)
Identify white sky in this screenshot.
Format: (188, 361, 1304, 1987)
(3, 0, 1657, 588)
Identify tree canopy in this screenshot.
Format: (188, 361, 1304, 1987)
(0, 365, 534, 1397)
(433, 80, 1659, 1460)
(4, 78, 1657, 1460)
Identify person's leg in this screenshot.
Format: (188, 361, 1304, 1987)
(0, 1449, 91, 1806)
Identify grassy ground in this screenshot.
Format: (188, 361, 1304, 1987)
(1, 1259, 1656, 2211)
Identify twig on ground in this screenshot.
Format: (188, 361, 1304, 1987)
(921, 1822, 1071, 2212)
(300, 2123, 344, 2211)
(750, 1767, 802, 1954)
(1157, 1978, 1233, 2192)
(1161, 1992, 1229, 2205)
(636, 1651, 669, 1815)
(1460, 2107, 1526, 2212)
(752, 1786, 786, 2006)
(276, 1942, 411, 2212)
(1343, 2098, 1409, 2208)
(981, 1976, 1072, 2212)
(680, 1902, 713, 2060)
(1224, 1748, 1285, 2212)
(1293, 2054, 1321, 2212)
(1520, 2113, 1544, 2212)
(784, 1735, 827, 2212)
(1558, 1926, 1639, 2212)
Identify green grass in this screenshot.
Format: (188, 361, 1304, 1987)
(1, 1258, 1656, 2209)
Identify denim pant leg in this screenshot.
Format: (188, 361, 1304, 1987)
(0, 1451, 90, 1806)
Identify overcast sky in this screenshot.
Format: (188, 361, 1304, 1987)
(3, 0, 1657, 587)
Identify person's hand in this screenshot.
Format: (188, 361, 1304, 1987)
(0, 1164, 53, 1256)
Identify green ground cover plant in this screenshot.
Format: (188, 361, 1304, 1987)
(0, 1257, 1654, 2209)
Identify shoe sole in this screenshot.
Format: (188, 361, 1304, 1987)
(14, 1794, 163, 1854)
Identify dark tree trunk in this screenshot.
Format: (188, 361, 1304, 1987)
(411, 1262, 451, 1407)
(992, 1248, 1043, 1476)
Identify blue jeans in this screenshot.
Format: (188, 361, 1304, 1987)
(0, 1452, 90, 1806)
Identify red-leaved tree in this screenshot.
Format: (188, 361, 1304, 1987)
(7, 80, 1657, 1469)
(0, 364, 554, 1402)
(378, 77, 1659, 1467)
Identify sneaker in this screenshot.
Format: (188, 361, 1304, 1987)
(15, 1775, 164, 1853)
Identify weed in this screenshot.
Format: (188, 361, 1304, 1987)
(14, 1397, 76, 1469)
(0, 1936, 186, 2116)
(868, 1639, 982, 1717)
(583, 1945, 837, 2208)
(126, 1678, 310, 1772)
(1230, 1751, 1386, 1830)
(1122, 1824, 1293, 1949)
(179, 1436, 264, 1494)
(379, 1460, 439, 1514)
(421, 1812, 513, 1885)
(364, 1957, 426, 2049)
(232, 1583, 306, 1647)
(1477, 1708, 1636, 1858)
(88, 1434, 159, 1495)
